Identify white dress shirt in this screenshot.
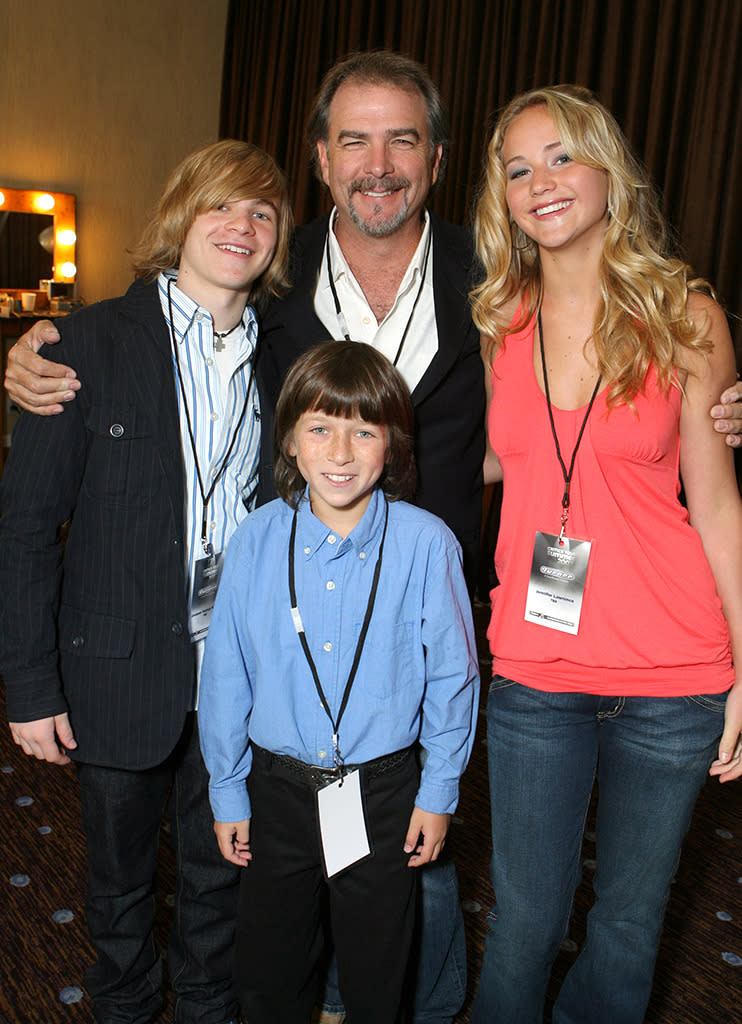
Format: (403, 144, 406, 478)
(314, 208, 439, 393)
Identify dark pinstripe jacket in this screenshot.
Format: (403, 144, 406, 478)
(0, 280, 261, 770)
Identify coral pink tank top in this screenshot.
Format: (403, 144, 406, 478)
(488, 316, 734, 696)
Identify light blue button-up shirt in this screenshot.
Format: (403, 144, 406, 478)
(199, 487, 479, 823)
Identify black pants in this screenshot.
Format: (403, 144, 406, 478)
(77, 715, 240, 1024)
(234, 747, 419, 1024)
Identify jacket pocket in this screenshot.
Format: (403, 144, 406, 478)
(83, 403, 159, 504)
(59, 605, 136, 659)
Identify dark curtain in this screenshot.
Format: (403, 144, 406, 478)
(220, 0, 741, 353)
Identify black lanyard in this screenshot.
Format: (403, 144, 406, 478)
(167, 279, 255, 555)
(325, 226, 432, 367)
(538, 311, 602, 538)
(288, 497, 389, 771)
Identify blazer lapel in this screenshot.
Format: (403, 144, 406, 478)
(117, 281, 185, 540)
(410, 214, 475, 406)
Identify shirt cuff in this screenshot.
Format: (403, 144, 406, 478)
(209, 780, 252, 823)
(415, 777, 459, 816)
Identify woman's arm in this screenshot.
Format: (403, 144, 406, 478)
(679, 293, 742, 782)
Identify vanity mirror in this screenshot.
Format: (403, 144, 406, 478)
(0, 187, 76, 291)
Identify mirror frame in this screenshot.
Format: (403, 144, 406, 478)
(0, 187, 76, 283)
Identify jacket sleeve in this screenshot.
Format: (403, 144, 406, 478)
(0, 338, 88, 722)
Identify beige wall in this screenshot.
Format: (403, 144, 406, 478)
(1, 0, 229, 301)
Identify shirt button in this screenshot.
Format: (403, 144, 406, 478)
(195, 312, 204, 321)
(326, 580, 335, 591)
(206, 357, 214, 367)
(72, 634, 84, 649)
(304, 546, 311, 555)
(210, 412, 219, 422)
(323, 641, 332, 652)
(359, 551, 366, 559)
(209, 520, 216, 530)
(109, 423, 124, 438)
(362, 316, 371, 325)
(327, 535, 337, 545)
(171, 621, 184, 636)
(318, 749, 327, 759)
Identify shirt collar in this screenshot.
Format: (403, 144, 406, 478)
(326, 207, 431, 296)
(295, 486, 387, 562)
(157, 270, 258, 356)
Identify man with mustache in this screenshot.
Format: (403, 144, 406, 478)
(243, 51, 484, 1024)
(259, 51, 486, 596)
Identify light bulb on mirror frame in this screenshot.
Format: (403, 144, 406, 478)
(35, 193, 56, 212)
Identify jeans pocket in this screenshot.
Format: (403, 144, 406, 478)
(488, 673, 518, 696)
(685, 690, 729, 714)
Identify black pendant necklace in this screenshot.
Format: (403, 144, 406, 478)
(213, 320, 242, 353)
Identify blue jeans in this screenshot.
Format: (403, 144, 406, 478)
(321, 845, 467, 1023)
(77, 714, 240, 1024)
(470, 678, 727, 1024)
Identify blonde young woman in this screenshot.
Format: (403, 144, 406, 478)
(469, 85, 742, 1024)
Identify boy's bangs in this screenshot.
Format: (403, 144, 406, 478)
(306, 377, 386, 426)
(309, 390, 379, 424)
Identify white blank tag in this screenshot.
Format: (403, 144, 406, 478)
(316, 769, 371, 877)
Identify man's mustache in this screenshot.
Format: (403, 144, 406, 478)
(349, 176, 410, 194)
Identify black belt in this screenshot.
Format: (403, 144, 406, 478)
(252, 744, 414, 790)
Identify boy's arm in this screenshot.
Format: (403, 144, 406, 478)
(415, 535, 480, 816)
(0, 333, 87, 735)
(404, 808, 450, 867)
(9, 714, 77, 765)
(198, 530, 256, 826)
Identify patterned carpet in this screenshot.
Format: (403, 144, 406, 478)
(1, 614, 741, 1023)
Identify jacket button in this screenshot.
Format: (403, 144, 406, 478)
(109, 423, 124, 438)
(72, 635, 85, 648)
(171, 621, 183, 636)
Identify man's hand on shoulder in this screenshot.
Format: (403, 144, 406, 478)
(5, 320, 80, 415)
(711, 381, 742, 448)
(9, 713, 77, 765)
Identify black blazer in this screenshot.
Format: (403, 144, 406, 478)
(259, 213, 485, 579)
(0, 280, 242, 770)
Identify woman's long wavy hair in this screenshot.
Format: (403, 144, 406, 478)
(471, 84, 712, 406)
(128, 140, 293, 311)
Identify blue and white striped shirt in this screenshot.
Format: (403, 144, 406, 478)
(157, 272, 261, 693)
